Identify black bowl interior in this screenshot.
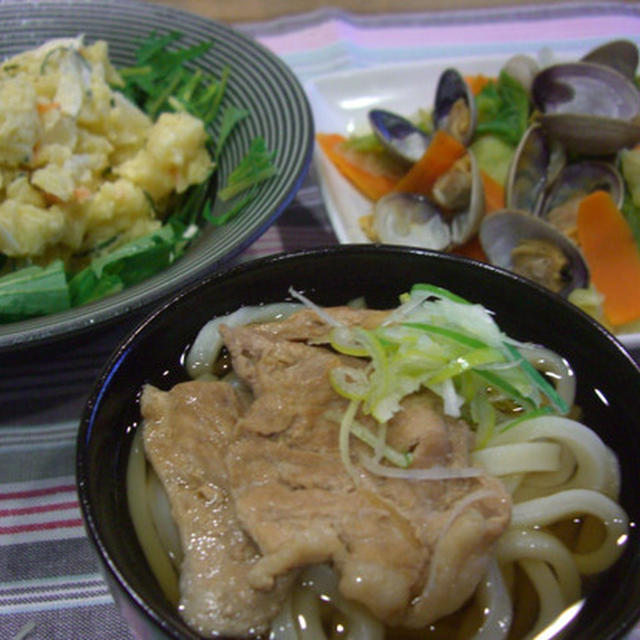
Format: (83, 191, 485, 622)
(77, 245, 640, 639)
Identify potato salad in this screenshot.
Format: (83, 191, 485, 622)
(0, 37, 213, 267)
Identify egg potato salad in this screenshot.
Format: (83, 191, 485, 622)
(0, 36, 212, 264)
(0, 34, 276, 323)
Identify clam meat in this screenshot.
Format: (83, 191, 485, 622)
(479, 210, 589, 297)
(432, 68, 477, 146)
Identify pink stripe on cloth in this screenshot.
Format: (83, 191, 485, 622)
(0, 484, 76, 501)
(0, 518, 83, 535)
(256, 14, 638, 56)
(0, 500, 78, 517)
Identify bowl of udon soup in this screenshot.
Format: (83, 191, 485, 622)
(77, 245, 640, 640)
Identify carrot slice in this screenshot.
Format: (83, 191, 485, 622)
(454, 236, 487, 261)
(392, 130, 467, 197)
(316, 133, 401, 201)
(36, 101, 61, 114)
(480, 169, 505, 213)
(576, 190, 640, 326)
(465, 74, 493, 96)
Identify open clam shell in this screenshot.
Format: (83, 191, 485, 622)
(368, 109, 430, 165)
(373, 192, 452, 250)
(373, 149, 484, 250)
(479, 210, 589, 297)
(532, 61, 640, 155)
(433, 68, 477, 146)
(581, 39, 639, 82)
(540, 160, 625, 218)
(505, 124, 565, 215)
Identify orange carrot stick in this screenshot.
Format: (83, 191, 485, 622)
(454, 236, 487, 261)
(392, 130, 467, 197)
(576, 190, 640, 326)
(465, 74, 493, 96)
(480, 170, 505, 213)
(316, 133, 401, 201)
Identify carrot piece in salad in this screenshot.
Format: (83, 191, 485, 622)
(392, 130, 467, 197)
(36, 101, 61, 114)
(316, 133, 401, 201)
(576, 190, 640, 326)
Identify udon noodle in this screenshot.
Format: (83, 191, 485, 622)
(127, 284, 629, 640)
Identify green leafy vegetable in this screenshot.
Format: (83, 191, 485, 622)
(215, 106, 249, 158)
(0, 260, 70, 322)
(621, 193, 640, 248)
(619, 148, 640, 248)
(475, 70, 530, 146)
(218, 137, 278, 201)
(119, 31, 215, 122)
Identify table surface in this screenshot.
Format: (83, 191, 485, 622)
(1, 1, 640, 638)
(155, 0, 639, 22)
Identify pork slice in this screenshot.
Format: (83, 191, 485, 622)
(221, 320, 511, 628)
(220, 323, 351, 437)
(241, 306, 389, 343)
(140, 381, 293, 637)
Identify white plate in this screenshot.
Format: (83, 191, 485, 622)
(305, 57, 640, 353)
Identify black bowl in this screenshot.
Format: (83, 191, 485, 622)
(76, 245, 640, 639)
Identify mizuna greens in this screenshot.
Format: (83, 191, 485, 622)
(0, 32, 278, 323)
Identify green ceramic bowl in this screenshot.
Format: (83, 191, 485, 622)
(0, 0, 313, 350)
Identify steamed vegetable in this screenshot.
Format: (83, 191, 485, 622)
(317, 59, 640, 330)
(392, 130, 467, 196)
(316, 133, 404, 200)
(474, 71, 529, 146)
(577, 190, 640, 326)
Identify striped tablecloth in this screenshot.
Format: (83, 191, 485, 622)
(2, 3, 640, 638)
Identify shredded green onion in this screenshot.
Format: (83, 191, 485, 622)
(312, 284, 571, 472)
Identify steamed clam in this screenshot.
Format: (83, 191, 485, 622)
(369, 67, 476, 165)
(531, 59, 640, 155)
(369, 109, 430, 165)
(367, 67, 481, 249)
(580, 38, 639, 81)
(482, 118, 625, 296)
(432, 68, 477, 146)
(504, 122, 625, 235)
(373, 150, 484, 250)
(539, 160, 624, 240)
(479, 211, 589, 296)
(505, 124, 565, 215)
